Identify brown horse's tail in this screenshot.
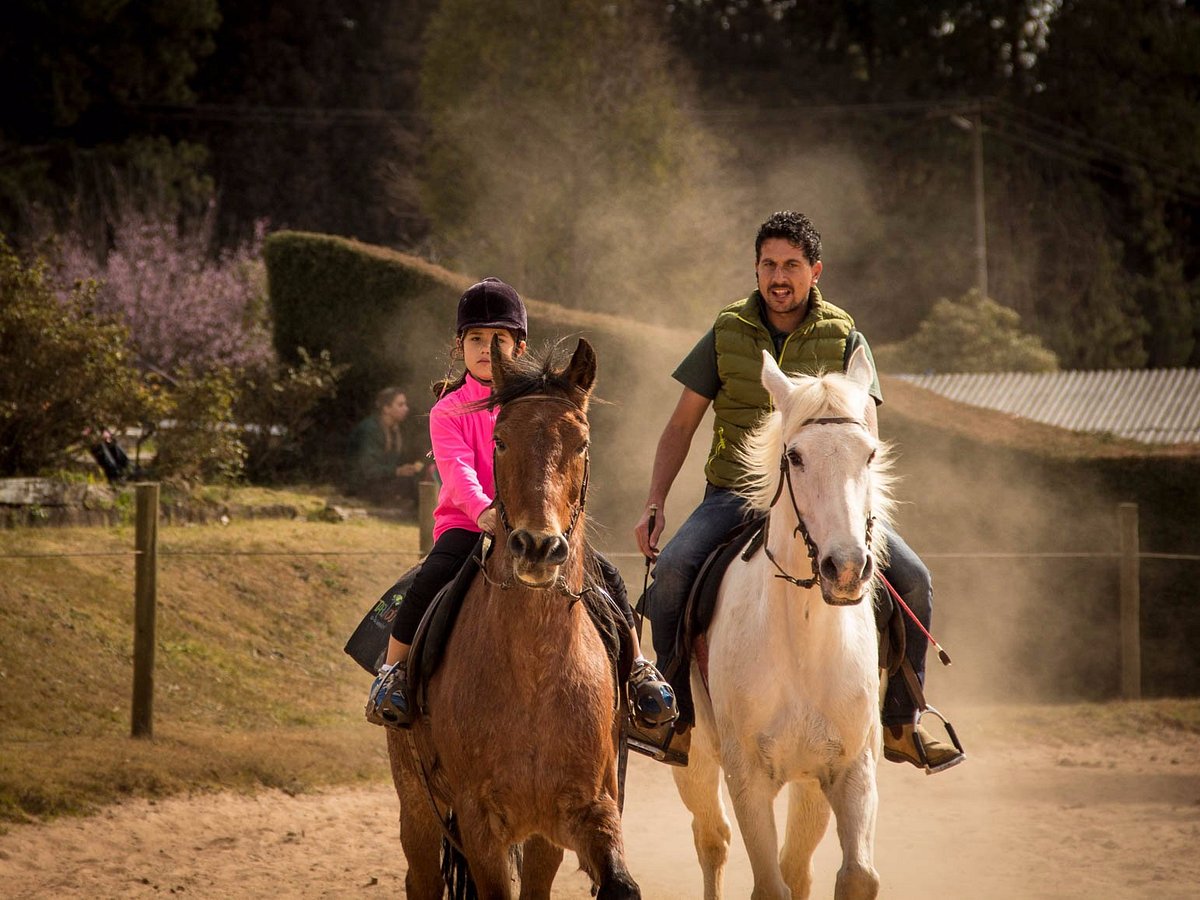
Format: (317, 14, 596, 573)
(441, 814, 478, 900)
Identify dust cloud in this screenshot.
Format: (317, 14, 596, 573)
(400, 15, 1132, 708)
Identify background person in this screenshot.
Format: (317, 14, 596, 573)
(346, 387, 425, 510)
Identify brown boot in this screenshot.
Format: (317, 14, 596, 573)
(884, 723, 965, 774)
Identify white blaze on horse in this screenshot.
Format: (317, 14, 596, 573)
(673, 346, 895, 900)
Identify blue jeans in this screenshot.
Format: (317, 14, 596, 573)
(646, 484, 934, 727)
(878, 527, 933, 726)
(645, 485, 752, 721)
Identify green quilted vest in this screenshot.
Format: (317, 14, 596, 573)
(706, 288, 855, 487)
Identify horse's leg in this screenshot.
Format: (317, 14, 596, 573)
(822, 752, 880, 900)
(566, 796, 640, 900)
(779, 779, 832, 900)
(518, 835, 564, 900)
(386, 731, 444, 900)
(672, 726, 732, 900)
(723, 743, 789, 900)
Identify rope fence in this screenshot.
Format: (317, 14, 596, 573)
(2, 487, 1197, 732)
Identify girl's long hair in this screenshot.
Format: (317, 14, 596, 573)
(430, 338, 466, 399)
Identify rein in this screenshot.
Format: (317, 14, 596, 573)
(762, 416, 875, 591)
(485, 392, 592, 601)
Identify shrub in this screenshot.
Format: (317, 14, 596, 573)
(152, 367, 245, 484)
(234, 349, 347, 483)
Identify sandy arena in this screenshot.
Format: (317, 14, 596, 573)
(2, 707, 1198, 898)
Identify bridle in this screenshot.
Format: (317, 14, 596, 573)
(761, 416, 876, 594)
(482, 393, 592, 600)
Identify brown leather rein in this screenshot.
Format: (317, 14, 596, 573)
(484, 393, 591, 599)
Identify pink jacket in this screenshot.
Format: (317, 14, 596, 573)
(429, 374, 499, 541)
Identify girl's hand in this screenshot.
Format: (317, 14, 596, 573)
(477, 507, 498, 535)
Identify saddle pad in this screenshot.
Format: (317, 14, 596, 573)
(343, 562, 422, 675)
(675, 515, 767, 669)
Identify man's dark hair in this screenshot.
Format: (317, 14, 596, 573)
(755, 211, 822, 265)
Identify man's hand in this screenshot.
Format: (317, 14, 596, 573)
(395, 461, 424, 477)
(477, 507, 498, 535)
(634, 504, 664, 561)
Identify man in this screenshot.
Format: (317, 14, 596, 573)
(632, 210, 964, 773)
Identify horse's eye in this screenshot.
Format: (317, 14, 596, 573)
(576, 440, 589, 456)
(786, 448, 804, 469)
(494, 437, 507, 452)
(867, 450, 876, 465)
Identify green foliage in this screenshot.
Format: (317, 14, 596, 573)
(234, 349, 348, 483)
(876, 291, 1059, 374)
(0, 0, 221, 237)
(152, 367, 245, 484)
(0, 238, 150, 476)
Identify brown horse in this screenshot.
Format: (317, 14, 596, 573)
(386, 338, 639, 900)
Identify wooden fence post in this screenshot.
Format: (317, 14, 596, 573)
(419, 478, 437, 555)
(1118, 502, 1141, 700)
(132, 482, 159, 738)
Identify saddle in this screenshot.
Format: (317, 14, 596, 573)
(664, 517, 907, 725)
(406, 536, 632, 720)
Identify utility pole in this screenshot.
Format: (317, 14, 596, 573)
(952, 104, 989, 302)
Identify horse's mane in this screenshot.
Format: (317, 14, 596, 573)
(733, 369, 896, 530)
(487, 341, 584, 410)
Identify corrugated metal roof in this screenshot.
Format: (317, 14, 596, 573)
(893, 369, 1200, 444)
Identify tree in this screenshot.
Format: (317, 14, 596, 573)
(0, 239, 150, 475)
(53, 205, 272, 374)
(876, 291, 1059, 374)
(0, 0, 221, 238)
(417, 0, 736, 323)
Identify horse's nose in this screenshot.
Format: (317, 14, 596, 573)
(820, 548, 873, 588)
(509, 529, 569, 566)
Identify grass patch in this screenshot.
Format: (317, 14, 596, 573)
(0, 490, 419, 824)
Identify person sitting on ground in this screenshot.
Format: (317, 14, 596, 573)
(364, 276, 676, 734)
(346, 387, 426, 510)
(84, 426, 131, 484)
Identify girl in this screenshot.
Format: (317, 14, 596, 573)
(366, 277, 676, 737)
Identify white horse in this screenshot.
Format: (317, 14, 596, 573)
(673, 346, 895, 900)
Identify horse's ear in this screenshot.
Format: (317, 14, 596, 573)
(845, 344, 875, 390)
(564, 338, 596, 406)
(491, 334, 513, 390)
(760, 350, 793, 408)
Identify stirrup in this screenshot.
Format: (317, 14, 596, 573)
(885, 706, 965, 775)
(625, 720, 689, 767)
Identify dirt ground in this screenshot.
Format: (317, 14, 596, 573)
(2, 708, 1199, 899)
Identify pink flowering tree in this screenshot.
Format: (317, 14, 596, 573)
(57, 209, 272, 375)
